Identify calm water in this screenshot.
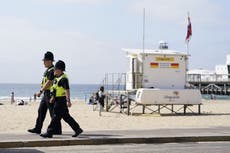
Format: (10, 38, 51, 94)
(0, 83, 101, 101)
(202, 94, 230, 100)
(1, 83, 229, 102)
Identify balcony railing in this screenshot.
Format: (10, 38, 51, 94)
(187, 74, 230, 82)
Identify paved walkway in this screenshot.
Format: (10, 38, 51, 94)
(1, 127, 230, 148)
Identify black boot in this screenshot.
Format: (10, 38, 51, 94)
(28, 128, 41, 134)
(40, 132, 53, 138)
(72, 128, 83, 137)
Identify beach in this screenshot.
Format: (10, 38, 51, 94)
(0, 99, 230, 134)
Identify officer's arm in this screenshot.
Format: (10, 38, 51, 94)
(66, 89, 71, 107)
(37, 80, 52, 97)
(41, 80, 52, 91)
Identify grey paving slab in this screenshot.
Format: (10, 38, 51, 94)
(0, 127, 230, 148)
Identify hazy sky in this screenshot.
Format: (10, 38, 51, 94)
(0, 0, 230, 84)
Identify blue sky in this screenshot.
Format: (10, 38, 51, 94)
(0, 0, 230, 84)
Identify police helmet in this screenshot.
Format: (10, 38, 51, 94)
(43, 51, 54, 61)
(55, 60, 65, 71)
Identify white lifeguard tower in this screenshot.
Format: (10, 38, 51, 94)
(124, 41, 188, 90)
(123, 41, 202, 114)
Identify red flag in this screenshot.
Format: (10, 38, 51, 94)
(185, 15, 192, 43)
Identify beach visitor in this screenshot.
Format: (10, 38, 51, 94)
(11, 92, 15, 104)
(92, 92, 99, 111)
(28, 51, 62, 134)
(88, 94, 94, 105)
(40, 60, 83, 138)
(98, 86, 105, 116)
(33, 93, 37, 102)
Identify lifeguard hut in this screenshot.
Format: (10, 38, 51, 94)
(123, 41, 202, 114)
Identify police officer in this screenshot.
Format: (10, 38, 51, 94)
(28, 52, 62, 134)
(40, 60, 83, 138)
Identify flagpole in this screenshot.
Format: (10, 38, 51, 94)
(141, 8, 145, 88)
(187, 41, 189, 55)
(185, 12, 190, 88)
(186, 12, 190, 55)
(186, 40, 189, 87)
(143, 8, 145, 55)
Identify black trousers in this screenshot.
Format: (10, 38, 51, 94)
(99, 98, 104, 107)
(47, 98, 81, 134)
(35, 91, 62, 133)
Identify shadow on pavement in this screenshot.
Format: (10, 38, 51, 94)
(0, 149, 44, 153)
(79, 134, 121, 138)
(53, 133, 121, 139)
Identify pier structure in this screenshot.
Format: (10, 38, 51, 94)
(188, 73, 230, 95)
(187, 53, 230, 96)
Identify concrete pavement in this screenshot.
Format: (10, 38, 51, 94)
(1, 127, 230, 148)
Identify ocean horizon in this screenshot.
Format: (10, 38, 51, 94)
(0, 83, 102, 102)
(1, 83, 229, 102)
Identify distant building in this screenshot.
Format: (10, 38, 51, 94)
(188, 53, 230, 82)
(187, 69, 215, 82)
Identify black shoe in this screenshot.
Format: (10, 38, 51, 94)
(40, 132, 53, 138)
(28, 128, 41, 134)
(72, 128, 83, 137)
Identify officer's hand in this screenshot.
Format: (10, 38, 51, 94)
(67, 101, 72, 107)
(50, 97, 55, 103)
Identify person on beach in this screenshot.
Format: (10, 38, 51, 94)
(98, 86, 105, 116)
(10, 92, 15, 104)
(40, 60, 83, 138)
(28, 51, 62, 134)
(33, 93, 37, 102)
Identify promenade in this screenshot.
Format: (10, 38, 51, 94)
(1, 127, 230, 148)
(1, 100, 230, 148)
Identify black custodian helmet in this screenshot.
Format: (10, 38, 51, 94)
(43, 51, 54, 61)
(55, 60, 65, 71)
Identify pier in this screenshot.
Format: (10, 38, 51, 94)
(188, 74, 230, 95)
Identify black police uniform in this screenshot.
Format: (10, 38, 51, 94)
(41, 73, 82, 138)
(30, 65, 62, 134)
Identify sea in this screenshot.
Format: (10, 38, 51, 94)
(0, 83, 101, 102)
(0, 83, 229, 103)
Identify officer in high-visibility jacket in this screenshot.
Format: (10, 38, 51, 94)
(28, 52, 62, 134)
(40, 60, 83, 138)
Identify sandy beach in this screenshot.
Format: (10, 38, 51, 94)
(0, 99, 230, 134)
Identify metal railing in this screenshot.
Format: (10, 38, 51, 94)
(187, 74, 230, 82)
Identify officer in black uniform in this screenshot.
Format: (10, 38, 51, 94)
(28, 52, 62, 134)
(40, 60, 83, 138)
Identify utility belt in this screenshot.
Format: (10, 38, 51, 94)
(55, 96, 67, 102)
(43, 90, 51, 96)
